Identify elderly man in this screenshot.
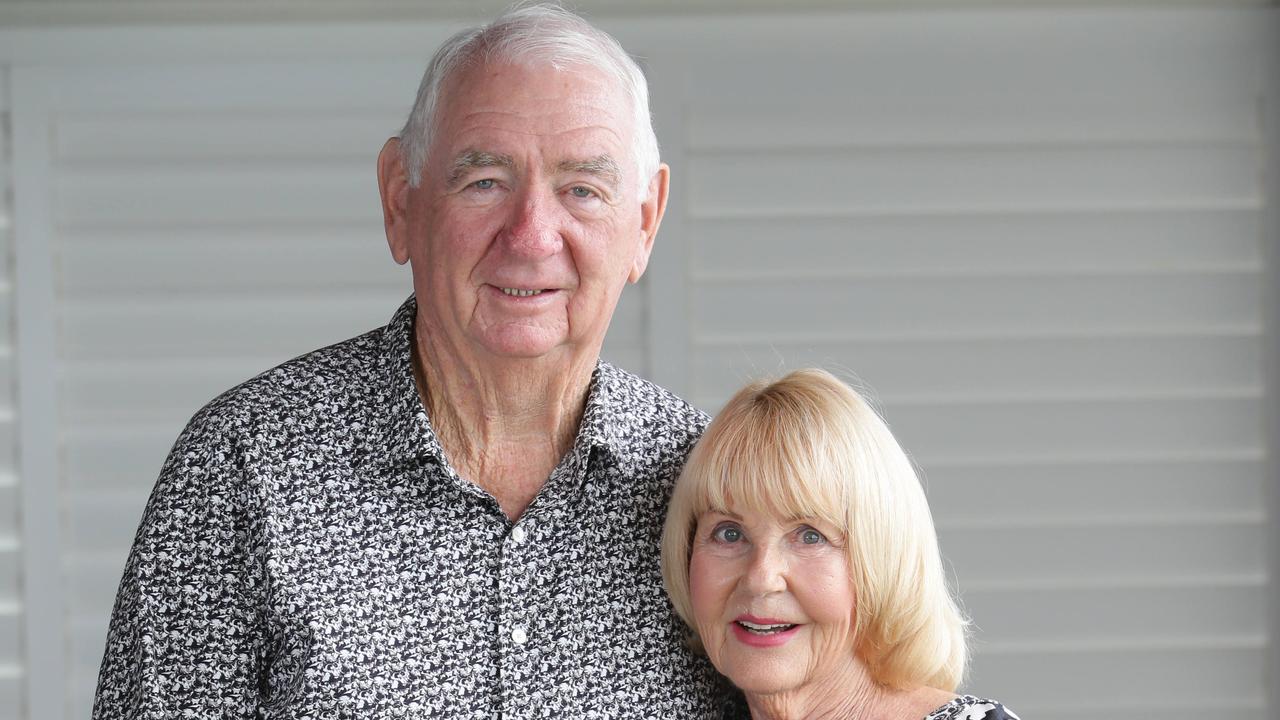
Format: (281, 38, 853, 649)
(92, 5, 732, 718)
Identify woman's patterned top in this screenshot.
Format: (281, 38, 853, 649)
(925, 695, 1022, 720)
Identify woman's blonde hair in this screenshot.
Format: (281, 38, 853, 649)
(661, 368, 968, 691)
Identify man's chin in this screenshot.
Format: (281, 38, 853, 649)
(475, 328, 579, 362)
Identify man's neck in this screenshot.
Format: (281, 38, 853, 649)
(412, 319, 598, 520)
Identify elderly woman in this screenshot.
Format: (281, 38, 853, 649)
(662, 369, 1020, 720)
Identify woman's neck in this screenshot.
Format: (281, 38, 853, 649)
(744, 660, 954, 720)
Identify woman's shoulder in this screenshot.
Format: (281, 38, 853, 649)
(923, 695, 1021, 720)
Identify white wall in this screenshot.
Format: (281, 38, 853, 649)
(0, 8, 1274, 720)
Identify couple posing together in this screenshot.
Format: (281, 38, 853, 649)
(94, 6, 1019, 719)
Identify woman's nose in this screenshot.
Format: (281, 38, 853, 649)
(742, 543, 787, 596)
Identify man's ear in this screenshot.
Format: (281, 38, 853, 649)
(378, 138, 412, 266)
(629, 163, 670, 283)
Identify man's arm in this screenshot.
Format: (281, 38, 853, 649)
(92, 405, 268, 719)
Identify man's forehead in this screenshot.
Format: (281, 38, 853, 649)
(436, 61, 631, 137)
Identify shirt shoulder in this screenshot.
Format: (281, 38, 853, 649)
(596, 361, 710, 441)
(599, 361, 711, 422)
(924, 695, 1022, 720)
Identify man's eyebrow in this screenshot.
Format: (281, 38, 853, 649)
(557, 155, 623, 191)
(447, 150, 515, 187)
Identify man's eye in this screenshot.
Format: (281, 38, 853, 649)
(799, 527, 826, 545)
(712, 524, 743, 543)
(569, 185, 596, 198)
(471, 179, 496, 190)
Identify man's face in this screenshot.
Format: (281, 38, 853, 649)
(382, 61, 667, 363)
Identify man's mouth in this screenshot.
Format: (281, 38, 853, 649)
(500, 287, 547, 297)
(735, 620, 799, 636)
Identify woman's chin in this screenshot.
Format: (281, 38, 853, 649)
(721, 659, 805, 698)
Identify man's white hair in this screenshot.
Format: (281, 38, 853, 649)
(399, 3, 661, 201)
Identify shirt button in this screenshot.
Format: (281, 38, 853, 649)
(511, 626, 528, 644)
(511, 525, 527, 544)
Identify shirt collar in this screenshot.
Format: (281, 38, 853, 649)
(365, 294, 633, 475)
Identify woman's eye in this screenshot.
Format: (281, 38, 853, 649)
(712, 524, 743, 543)
(799, 527, 826, 545)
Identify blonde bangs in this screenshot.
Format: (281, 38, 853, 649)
(686, 386, 851, 533)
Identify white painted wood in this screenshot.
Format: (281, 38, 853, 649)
(1260, 12, 1280, 720)
(690, 210, 1263, 277)
(691, 273, 1263, 342)
(964, 580, 1267, 643)
(640, 54, 692, 396)
(11, 66, 65, 720)
(972, 645, 1266, 710)
(693, 333, 1264, 404)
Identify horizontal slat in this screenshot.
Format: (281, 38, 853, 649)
(0, 544, 18, 605)
(0, 606, 18, 667)
(60, 290, 407, 360)
(966, 645, 1264, 705)
(604, 282, 646, 347)
(10, 61, 422, 113)
(66, 554, 126, 618)
(688, 144, 1259, 217)
(0, 348, 14, 410)
(940, 521, 1264, 586)
(65, 494, 145, 563)
(964, 580, 1266, 645)
(1021, 705, 1264, 720)
(0, 303, 14, 362)
(0, 420, 14, 481)
(690, 209, 1262, 277)
(681, 17, 1263, 110)
(599, 346, 645, 378)
(688, 99, 1258, 149)
(924, 457, 1263, 522)
(69, 615, 108, 686)
(54, 110, 399, 162)
(63, 355, 320, 427)
(692, 333, 1263, 405)
(55, 165, 380, 228)
(888, 396, 1262, 463)
(61, 232, 406, 293)
(0, 673, 22, 720)
(68, 679, 93, 720)
(0, 481, 17, 540)
(693, 273, 1261, 340)
(65, 424, 188, 494)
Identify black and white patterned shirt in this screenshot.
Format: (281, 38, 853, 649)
(93, 296, 732, 719)
(924, 696, 1021, 720)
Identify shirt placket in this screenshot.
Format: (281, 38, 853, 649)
(496, 505, 544, 720)
(495, 448, 589, 720)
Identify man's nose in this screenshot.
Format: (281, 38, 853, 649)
(743, 543, 787, 596)
(502, 185, 563, 258)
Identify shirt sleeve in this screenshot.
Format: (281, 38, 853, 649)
(92, 405, 269, 719)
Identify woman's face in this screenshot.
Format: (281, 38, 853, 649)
(688, 503, 858, 696)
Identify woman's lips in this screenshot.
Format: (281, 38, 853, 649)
(730, 617, 802, 648)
